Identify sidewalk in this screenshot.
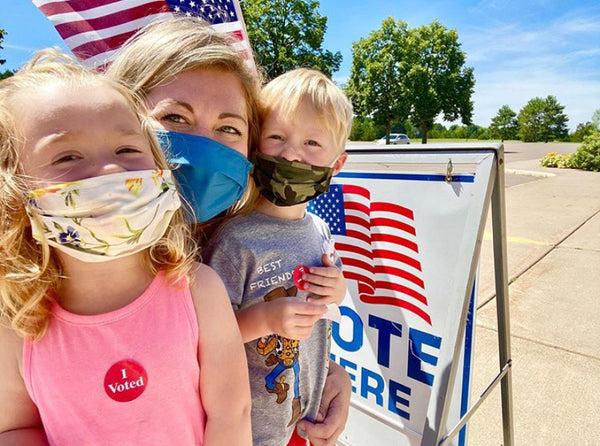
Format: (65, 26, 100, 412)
(466, 158, 600, 444)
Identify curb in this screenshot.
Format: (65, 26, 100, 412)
(505, 168, 556, 178)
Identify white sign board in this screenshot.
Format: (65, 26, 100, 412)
(308, 149, 496, 445)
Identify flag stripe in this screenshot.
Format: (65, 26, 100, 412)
(53, 2, 168, 39)
(37, 0, 160, 24)
(375, 282, 428, 305)
(342, 258, 375, 275)
(372, 249, 422, 270)
(371, 217, 416, 236)
(35, 0, 125, 16)
(371, 202, 414, 219)
(343, 184, 370, 198)
(63, 13, 168, 49)
(375, 265, 424, 288)
(336, 243, 372, 261)
(361, 295, 432, 325)
(344, 201, 370, 214)
(344, 230, 370, 245)
(345, 215, 370, 230)
(344, 271, 374, 290)
(71, 29, 139, 59)
(371, 233, 418, 252)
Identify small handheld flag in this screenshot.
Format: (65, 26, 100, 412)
(32, 0, 254, 69)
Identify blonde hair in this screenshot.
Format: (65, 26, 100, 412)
(106, 15, 262, 160)
(106, 16, 263, 241)
(0, 49, 197, 340)
(261, 68, 353, 152)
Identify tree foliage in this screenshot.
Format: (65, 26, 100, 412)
(349, 116, 378, 141)
(404, 21, 475, 143)
(346, 18, 474, 144)
(571, 130, 600, 171)
(570, 122, 596, 143)
(489, 105, 518, 141)
(0, 28, 6, 66)
(240, 0, 342, 80)
(345, 18, 410, 144)
(592, 109, 600, 130)
(517, 96, 568, 142)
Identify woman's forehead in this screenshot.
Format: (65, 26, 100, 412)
(148, 68, 247, 113)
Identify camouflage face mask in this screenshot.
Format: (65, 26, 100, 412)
(252, 153, 334, 206)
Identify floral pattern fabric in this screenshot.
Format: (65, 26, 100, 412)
(26, 169, 181, 262)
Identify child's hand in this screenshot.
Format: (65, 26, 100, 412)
(265, 297, 326, 340)
(304, 253, 347, 306)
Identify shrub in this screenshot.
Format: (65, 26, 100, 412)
(540, 152, 574, 168)
(570, 131, 600, 172)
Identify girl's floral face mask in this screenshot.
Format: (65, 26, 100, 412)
(26, 169, 181, 262)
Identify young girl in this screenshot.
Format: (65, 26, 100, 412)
(0, 50, 251, 445)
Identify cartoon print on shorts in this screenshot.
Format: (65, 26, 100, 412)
(257, 285, 302, 427)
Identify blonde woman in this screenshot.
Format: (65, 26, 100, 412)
(0, 50, 251, 445)
(107, 16, 351, 446)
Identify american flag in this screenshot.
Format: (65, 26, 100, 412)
(32, 0, 254, 69)
(308, 184, 432, 325)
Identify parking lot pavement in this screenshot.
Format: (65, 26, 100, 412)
(467, 149, 600, 445)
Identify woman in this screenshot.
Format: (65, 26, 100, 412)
(106, 16, 351, 446)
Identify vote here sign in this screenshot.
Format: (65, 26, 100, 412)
(308, 148, 496, 446)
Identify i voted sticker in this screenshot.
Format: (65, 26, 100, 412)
(104, 359, 148, 402)
(293, 264, 309, 291)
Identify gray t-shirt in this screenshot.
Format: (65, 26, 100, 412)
(204, 211, 340, 446)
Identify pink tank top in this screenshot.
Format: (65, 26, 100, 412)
(23, 271, 205, 445)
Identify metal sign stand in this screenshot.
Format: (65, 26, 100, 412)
(433, 144, 515, 446)
(340, 143, 514, 446)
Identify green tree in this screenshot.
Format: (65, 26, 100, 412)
(449, 124, 466, 139)
(517, 97, 545, 142)
(0, 28, 11, 80)
(542, 95, 569, 141)
(592, 109, 600, 130)
(429, 123, 448, 139)
(571, 130, 600, 172)
(570, 122, 596, 143)
(349, 116, 377, 141)
(518, 96, 568, 142)
(489, 105, 518, 141)
(345, 18, 410, 144)
(240, 0, 342, 79)
(0, 28, 6, 67)
(404, 21, 475, 143)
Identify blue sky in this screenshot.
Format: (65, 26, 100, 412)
(4, 0, 600, 130)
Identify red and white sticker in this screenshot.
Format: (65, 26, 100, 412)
(104, 359, 148, 403)
(293, 264, 309, 291)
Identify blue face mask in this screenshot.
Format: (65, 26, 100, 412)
(155, 130, 252, 222)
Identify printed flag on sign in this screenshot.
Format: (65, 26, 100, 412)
(308, 184, 432, 325)
(32, 0, 254, 69)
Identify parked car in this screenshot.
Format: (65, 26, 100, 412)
(376, 133, 410, 145)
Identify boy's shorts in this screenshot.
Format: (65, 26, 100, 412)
(287, 427, 312, 446)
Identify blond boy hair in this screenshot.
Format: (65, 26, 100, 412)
(0, 49, 197, 340)
(261, 68, 353, 153)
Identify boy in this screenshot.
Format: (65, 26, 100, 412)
(204, 68, 353, 446)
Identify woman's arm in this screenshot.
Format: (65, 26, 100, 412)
(0, 326, 48, 445)
(297, 360, 351, 446)
(190, 264, 252, 446)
